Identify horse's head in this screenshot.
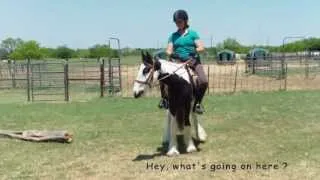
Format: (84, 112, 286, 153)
(133, 51, 191, 98)
(133, 51, 161, 98)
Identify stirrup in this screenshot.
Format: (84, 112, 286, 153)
(158, 99, 169, 109)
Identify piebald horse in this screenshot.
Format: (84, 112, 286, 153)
(133, 51, 207, 156)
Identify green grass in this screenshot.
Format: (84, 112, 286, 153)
(0, 91, 319, 179)
(0, 89, 28, 104)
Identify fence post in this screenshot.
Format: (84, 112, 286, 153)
(64, 59, 69, 101)
(233, 63, 239, 93)
(207, 65, 210, 94)
(284, 63, 287, 91)
(118, 58, 122, 91)
(100, 58, 105, 97)
(281, 55, 286, 79)
(27, 58, 31, 102)
(108, 58, 113, 95)
(252, 58, 256, 74)
(39, 62, 42, 88)
(12, 60, 16, 88)
(305, 58, 309, 79)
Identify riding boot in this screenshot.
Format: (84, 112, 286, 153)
(194, 83, 208, 114)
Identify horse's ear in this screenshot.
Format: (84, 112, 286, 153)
(154, 59, 161, 70)
(145, 51, 153, 65)
(146, 51, 152, 59)
(141, 50, 146, 62)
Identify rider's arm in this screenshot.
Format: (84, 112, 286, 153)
(195, 39, 205, 53)
(193, 31, 205, 53)
(166, 42, 173, 56)
(167, 33, 174, 56)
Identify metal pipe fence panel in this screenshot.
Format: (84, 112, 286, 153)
(0, 57, 319, 102)
(67, 59, 101, 101)
(30, 61, 65, 101)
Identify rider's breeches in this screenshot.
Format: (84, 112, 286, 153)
(160, 82, 167, 99)
(193, 64, 208, 104)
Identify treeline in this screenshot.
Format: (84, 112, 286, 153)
(1, 37, 320, 60)
(207, 37, 320, 55)
(0, 38, 120, 60)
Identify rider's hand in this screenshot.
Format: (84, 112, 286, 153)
(188, 52, 198, 67)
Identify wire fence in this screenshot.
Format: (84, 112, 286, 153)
(120, 60, 320, 97)
(0, 56, 319, 102)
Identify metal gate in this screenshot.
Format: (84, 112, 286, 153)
(105, 58, 121, 94)
(304, 58, 320, 80)
(105, 37, 122, 95)
(30, 61, 67, 101)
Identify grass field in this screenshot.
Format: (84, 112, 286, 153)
(0, 90, 319, 179)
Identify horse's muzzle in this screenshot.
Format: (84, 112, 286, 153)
(134, 91, 144, 98)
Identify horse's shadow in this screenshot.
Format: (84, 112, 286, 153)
(132, 136, 203, 161)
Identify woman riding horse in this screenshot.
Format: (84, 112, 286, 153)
(159, 9, 208, 114)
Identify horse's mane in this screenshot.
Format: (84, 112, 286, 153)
(158, 59, 186, 68)
(156, 59, 190, 84)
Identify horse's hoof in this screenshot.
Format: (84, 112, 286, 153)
(166, 148, 180, 156)
(197, 130, 207, 142)
(195, 136, 206, 142)
(187, 145, 197, 153)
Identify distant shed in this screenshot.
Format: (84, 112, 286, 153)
(217, 49, 236, 64)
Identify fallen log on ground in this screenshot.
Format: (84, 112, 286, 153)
(0, 130, 73, 143)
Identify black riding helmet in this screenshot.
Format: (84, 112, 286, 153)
(173, 9, 188, 22)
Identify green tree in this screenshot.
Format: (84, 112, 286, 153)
(215, 42, 224, 51)
(222, 38, 242, 52)
(305, 38, 320, 51)
(40, 47, 57, 58)
(56, 46, 75, 59)
(1, 38, 24, 54)
(75, 49, 90, 58)
(0, 48, 9, 59)
(279, 37, 320, 52)
(205, 47, 217, 56)
(89, 44, 110, 58)
(9, 40, 43, 60)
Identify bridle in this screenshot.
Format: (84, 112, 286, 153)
(134, 59, 192, 88)
(134, 62, 155, 88)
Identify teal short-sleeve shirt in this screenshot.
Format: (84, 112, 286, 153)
(168, 28, 200, 61)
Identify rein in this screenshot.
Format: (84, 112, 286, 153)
(134, 63, 155, 88)
(154, 60, 191, 86)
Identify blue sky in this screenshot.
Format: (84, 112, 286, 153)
(0, 0, 319, 49)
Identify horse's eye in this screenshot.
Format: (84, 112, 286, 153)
(143, 67, 150, 75)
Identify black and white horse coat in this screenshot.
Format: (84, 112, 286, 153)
(133, 51, 207, 156)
